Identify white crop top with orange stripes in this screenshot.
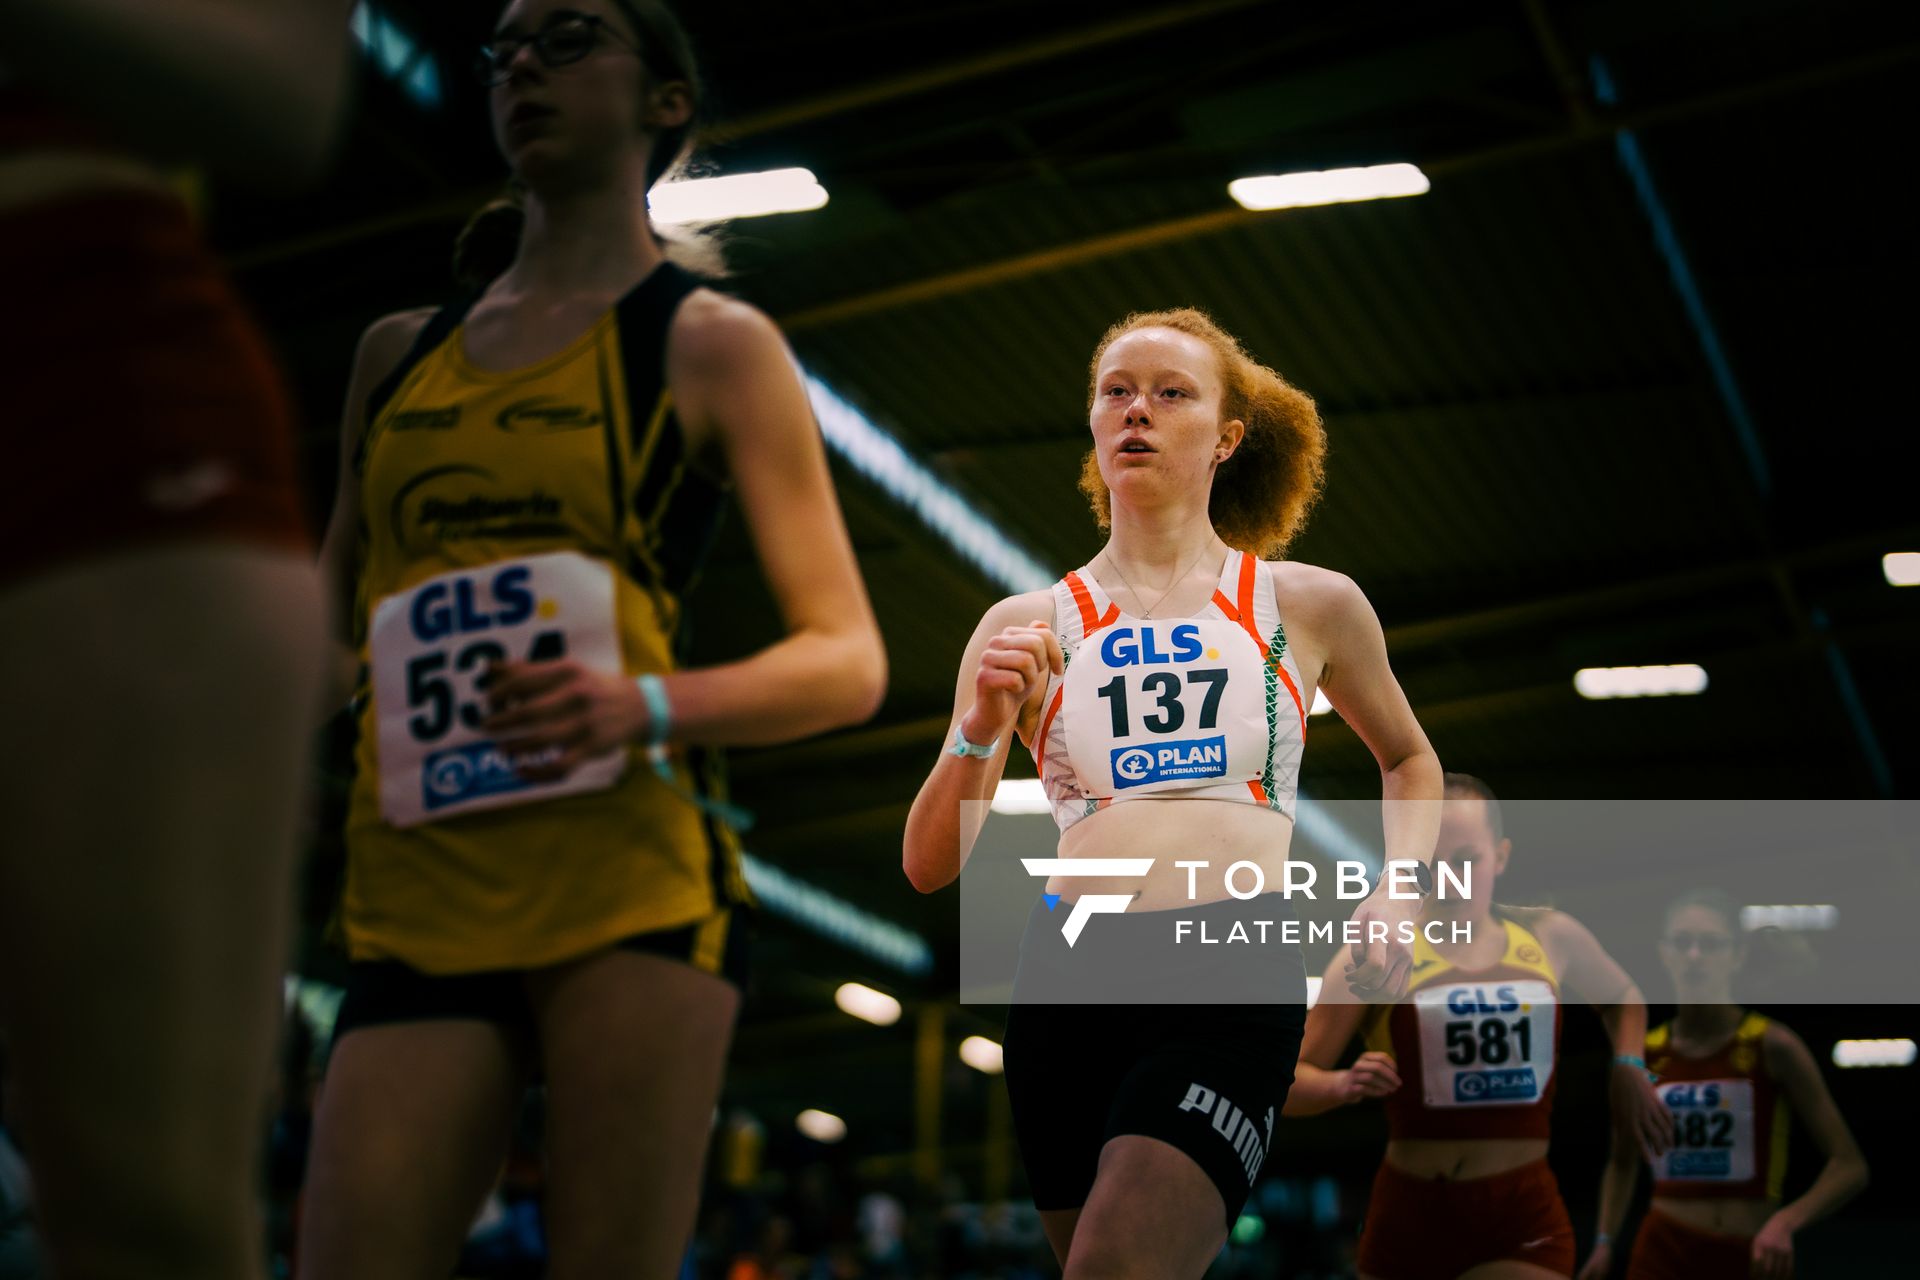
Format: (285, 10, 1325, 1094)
(1028, 549, 1308, 832)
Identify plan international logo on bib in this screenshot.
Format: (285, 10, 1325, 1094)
(423, 740, 564, 810)
(1454, 1067, 1538, 1103)
(1110, 736, 1227, 789)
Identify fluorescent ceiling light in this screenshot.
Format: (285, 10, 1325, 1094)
(959, 1035, 1004, 1074)
(795, 1109, 848, 1142)
(834, 982, 902, 1026)
(1228, 163, 1429, 212)
(649, 167, 827, 224)
(350, 4, 441, 109)
(1295, 794, 1382, 878)
(805, 373, 1053, 594)
(990, 778, 1052, 815)
(1309, 689, 1333, 717)
(1573, 664, 1708, 699)
(1831, 1039, 1916, 1069)
(1884, 552, 1920, 586)
(742, 853, 932, 976)
(1740, 904, 1839, 932)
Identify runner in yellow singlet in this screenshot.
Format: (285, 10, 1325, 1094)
(298, 4, 885, 1276)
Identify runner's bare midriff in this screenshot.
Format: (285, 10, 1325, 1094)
(1384, 1137, 1549, 1180)
(0, 150, 171, 214)
(1049, 796, 1294, 910)
(1650, 1195, 1775, 1238)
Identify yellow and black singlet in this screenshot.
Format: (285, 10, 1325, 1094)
(344, 262, 751, 973)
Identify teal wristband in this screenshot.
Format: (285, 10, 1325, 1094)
(1595, 1233, 1613, 1249)
(632, 673, 754, 831)
(1613, 1054, 1653, 1080)
(948, 725, 998, 759)
(635, 674, 672, 748)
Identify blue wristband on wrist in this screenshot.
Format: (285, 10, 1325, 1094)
(1613, 1054, 1653, 1080)
(631, 672, 755, 832)
(948, 725, 998, 759)
(635, 673, 672, 747)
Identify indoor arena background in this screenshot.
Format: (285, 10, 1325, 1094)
(152, 1, 1918, 1275)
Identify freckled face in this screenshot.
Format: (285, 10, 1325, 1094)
(1090, 327, 1238, 502)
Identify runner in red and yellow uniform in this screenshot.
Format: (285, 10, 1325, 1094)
(1581, 889, 1869, 1280)
(1289, 775, 1673, 1280)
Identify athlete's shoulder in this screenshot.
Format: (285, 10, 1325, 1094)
(667, 287, 784, 374)
(1266, 559, 1358, 600)
(355, 306, 438, 372)
(1516, 905, 1573, 941)
(1759, 1017, 1811, 1078)
(1506, 907, 1578, 974)
(1267, 561, 1370, 630)
(345, 307, 441, 439)
(976, 589, 1058, 637)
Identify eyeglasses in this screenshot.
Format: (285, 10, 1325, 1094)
(1662, 932, 1733, 955)
(474, 14, 638, 87)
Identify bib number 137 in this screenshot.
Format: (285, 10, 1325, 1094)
(1096, 669, 1228, 735)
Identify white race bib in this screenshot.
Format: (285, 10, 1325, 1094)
(1061, 619, 1267, 795)
(370, 551, 627, 828)
(1654, 1079, 1755, 1182)
(1415, 980, 1557, 1107)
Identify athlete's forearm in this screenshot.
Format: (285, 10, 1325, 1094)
(903, 746, 1001, 894)
(1597, 988, 1649, 1058)
(1280, 1062, 1349, 1117)
(1593, 1144, 1640, 1241)
(1378, 747, 1443, 878)
(661, 624, 885, 748)
(1772, 1154, 1869, 1233)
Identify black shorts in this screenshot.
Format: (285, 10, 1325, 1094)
(332, 908, 751, 1047)
(1001, 893, 1307, 1228)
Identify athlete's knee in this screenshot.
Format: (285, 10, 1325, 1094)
(1062, 1236, 1176, 1280)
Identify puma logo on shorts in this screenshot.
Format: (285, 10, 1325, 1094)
(1177, 1082, 1274, 1184)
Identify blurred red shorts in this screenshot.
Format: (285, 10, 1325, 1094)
(1357, 1157, 1577, 1278)
(0, 185, 309, 585)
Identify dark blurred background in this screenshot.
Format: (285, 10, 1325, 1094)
(203, 1, 1920, 1275)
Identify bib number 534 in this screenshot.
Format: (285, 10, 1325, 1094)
(370, 552, 626, 827)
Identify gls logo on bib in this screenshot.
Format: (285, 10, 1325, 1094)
(1110, 737, 1228, 789)
(371, 551, 626, 827)
(1099, 623, 1204, 666)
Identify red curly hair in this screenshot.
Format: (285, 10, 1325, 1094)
(1078, 307, 1327, 559)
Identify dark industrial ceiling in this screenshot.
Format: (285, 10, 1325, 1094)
(248, 0, 1919, 1157)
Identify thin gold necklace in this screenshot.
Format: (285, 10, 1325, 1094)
(1100, 543, 1219, 619)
